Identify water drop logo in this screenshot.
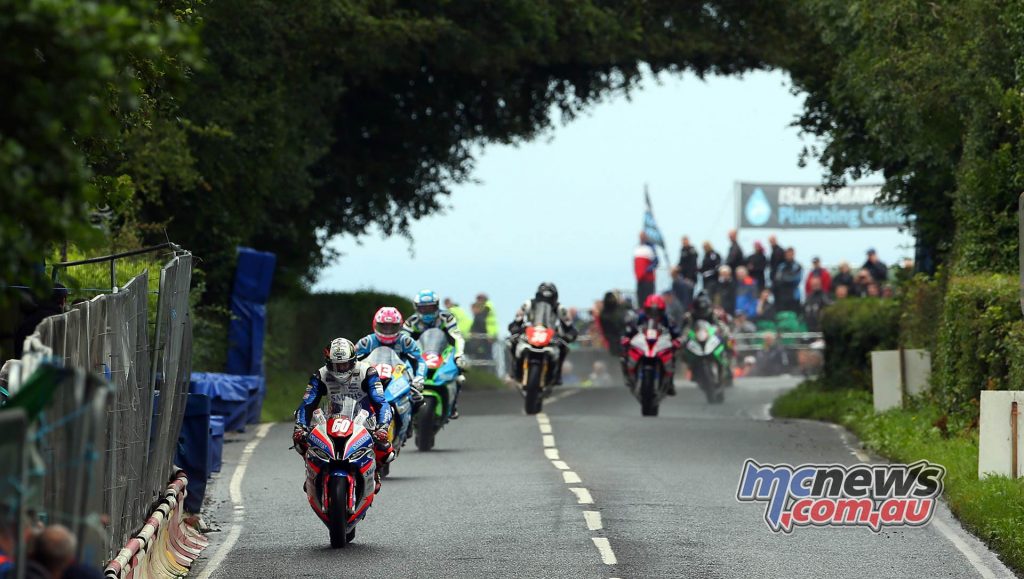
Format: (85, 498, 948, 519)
(745, 188, 772, 226)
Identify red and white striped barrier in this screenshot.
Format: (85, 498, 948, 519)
(104, 471, 208, 579)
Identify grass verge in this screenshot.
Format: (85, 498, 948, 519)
(261, 367, 509, 423)
(772, 379, 1024, 573)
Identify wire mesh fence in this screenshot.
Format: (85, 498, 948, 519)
(0, 249, 193, 569)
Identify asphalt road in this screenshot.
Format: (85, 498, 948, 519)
(190, 376, 1015, 578)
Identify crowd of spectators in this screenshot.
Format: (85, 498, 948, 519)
(642, 230, 910, 335)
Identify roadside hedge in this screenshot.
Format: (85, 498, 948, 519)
(267, 291, 414, 371)
(820, 298, 900, 390)
(933, 274, 1022, 418)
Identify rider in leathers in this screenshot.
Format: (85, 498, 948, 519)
(403, 289, 467, 418)
(621, 294, 682, 396)
(507, 282, 578, 385)
(354, 306, 427, 392)
(293, 337, 394, 493)
(683, 291, 734, 385)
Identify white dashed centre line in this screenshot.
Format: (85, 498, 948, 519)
(592, 538, 618, 565)
(583, 511, 603, 531)
(569, 487, 594, 504)
(536, 411, 614, 567)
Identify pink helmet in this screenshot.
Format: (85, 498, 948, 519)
(373, 306, 403, 345)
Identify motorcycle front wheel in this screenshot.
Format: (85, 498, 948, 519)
(524, 361, 543, 415)
(640, 369, 659, 417)
(327, 476, 351, 548)
(415, 396, 437, 451)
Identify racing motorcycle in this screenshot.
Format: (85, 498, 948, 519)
(624, 319, 676, 416)
(302, 400, 378, 548)
(364, 346, 415, 476)
(414, 328, 460, 451)
(684, 319, 727, 404)
(510, 301, 562, 415)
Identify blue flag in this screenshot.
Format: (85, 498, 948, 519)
(643, 187, 667, 255)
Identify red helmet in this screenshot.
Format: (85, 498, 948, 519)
(373, 307, 403, 345)
(644, 294, 666, 311)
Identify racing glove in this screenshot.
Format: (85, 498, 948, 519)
(292, 426, 309, 456)
(455, 355, 467, 369)
(412, 376, 425, 390)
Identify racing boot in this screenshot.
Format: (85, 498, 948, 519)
(451, 374, 465, 419)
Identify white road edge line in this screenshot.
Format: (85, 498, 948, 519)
(196, 422, 273, 579)
(836, 423, 999, 579)
(569, 487, 593, 504)
(931, 519, 998, 579)
(583, 511, 603, 531)
(563, 471, 582, 484)
(591, 537, 617, 565)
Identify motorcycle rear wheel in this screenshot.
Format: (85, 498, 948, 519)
(415, 396, 437, 451)
(327, 476, 351, 548)
(524, 361, 543, 415)
(640, 371, 659, 417)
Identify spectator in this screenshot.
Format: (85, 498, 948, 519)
(713, 265, 736, 315)
(31, 524, 75, 579)
(588, 361, 613, 387)
(14, 284, 67, 358)
(468, 293, 498, 357)
(862, 248, 888, 283)
(634, 232, 658, 305)
(670, 267, 695, 314)
(732, 311, 757, 333)
(754, 332, 791, 376)
(834, 285, 850, 300)
(677, 236, 699, 284)
(881, 285, 894, 299)
(699, 241, 721, 295)
(772, 247, 803, 312)
(444, 298, 472, 337)
(833, 261, 854, 295)
(767, 234, 785, 283)
(598, 292, 627, 357)
(725, 229, 744, 271)
(803, 276, 833, 332)
(734, 265, 758, 319)
(804, 256, 832, 295)
(866, 283, 881, 297)
(748, 241, 768, 291)
(755, 289, 776, 321)
(853, 268, 872, 297)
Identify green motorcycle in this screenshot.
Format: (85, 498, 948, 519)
(683, 319, 728, 404)
(414, 328, 460, 451)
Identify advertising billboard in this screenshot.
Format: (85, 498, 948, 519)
(736, 182, 905, 229)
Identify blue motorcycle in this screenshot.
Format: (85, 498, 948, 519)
(364, 346, 415, 477)
(415, 328, 460, 451)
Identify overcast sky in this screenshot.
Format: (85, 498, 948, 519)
(314, 69, 914, 327)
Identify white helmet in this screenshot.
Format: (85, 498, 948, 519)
(325, 338, 356, 377)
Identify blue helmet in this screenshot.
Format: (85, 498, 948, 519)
(413, 289, 440, 324)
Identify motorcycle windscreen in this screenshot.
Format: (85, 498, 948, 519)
(366, 347, 405, 380)
(418, 328, 450, 359)
(529, 301, 558, 328)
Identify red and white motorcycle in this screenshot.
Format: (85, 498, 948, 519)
(624, 319, 676, 416)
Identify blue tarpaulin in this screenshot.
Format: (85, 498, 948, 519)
(190, 372, 256, 432)
(226, 247, 276, 377)
(209, 415, 225, 473)
(176, 393, 210, 513)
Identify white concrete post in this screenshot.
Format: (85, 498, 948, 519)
(978, 391, 1024, 479)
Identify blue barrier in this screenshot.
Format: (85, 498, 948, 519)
(176, 393, 210, 513)
(191, 372, 252, 432)
(226, 248, 275, 377)
(209, 415, 225, 473)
